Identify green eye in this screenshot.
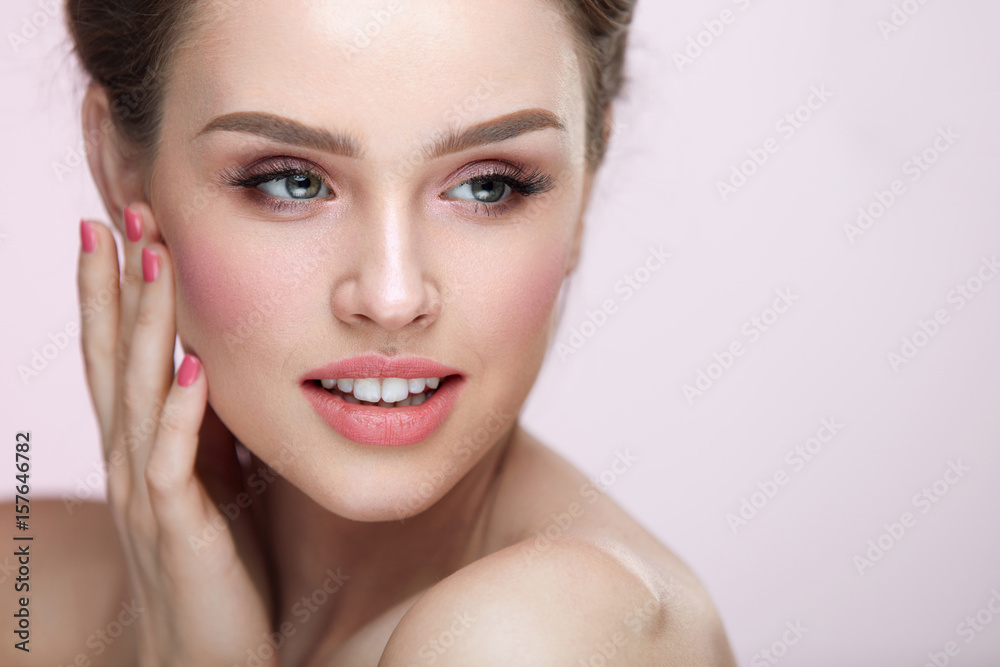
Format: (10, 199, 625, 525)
(448, 178, 512, 204)
(258, 173, 330, 200)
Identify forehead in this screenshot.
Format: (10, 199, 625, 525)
(167, 0, 586, 153)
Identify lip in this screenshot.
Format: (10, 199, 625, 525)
(300, 355, 462, 381)
(300, 355, 466, 446)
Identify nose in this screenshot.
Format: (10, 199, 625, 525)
(330, 204, 441, 333)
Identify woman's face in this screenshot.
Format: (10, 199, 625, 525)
(149, 0, 592, 520)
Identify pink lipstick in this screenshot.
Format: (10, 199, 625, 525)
(299, 355, 465, 446)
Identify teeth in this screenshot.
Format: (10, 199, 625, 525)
(381, 378, 409, 403)
(352, 378, 381, 402)
(317, 377, 443, 406)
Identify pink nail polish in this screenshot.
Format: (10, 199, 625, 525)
(80, 220, 97, 253)
(177, 355, 200, 387)
(125, 207, 142, 243)
(142, 247, 160, 283)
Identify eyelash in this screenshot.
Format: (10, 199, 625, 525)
(222, 157, 326, 213)
(222, 157, 555, 217)
(456, 162, 555, 218)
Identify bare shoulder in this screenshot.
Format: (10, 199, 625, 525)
(379, 535, 734, 666)
(378, 431, 736, 666)
(0, 499, 137, 666)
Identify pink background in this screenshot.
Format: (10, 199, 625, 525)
(2, 0, 999, 664)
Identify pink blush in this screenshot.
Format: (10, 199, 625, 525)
(172, 240, 257, 334)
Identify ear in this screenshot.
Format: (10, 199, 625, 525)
(567, 104, 614, 276)
(82, 83, 160, 240)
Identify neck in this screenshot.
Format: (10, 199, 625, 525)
(250, 422, 519, 643)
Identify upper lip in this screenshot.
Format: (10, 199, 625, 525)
(300, 354, 462, 382)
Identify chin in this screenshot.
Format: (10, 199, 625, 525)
(288, 457, 465, 523)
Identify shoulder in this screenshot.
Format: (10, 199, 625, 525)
(0, 499, 137, 666)
(379, 533, 735, 666)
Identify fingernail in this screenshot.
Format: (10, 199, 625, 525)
(80, 220, 97, 253)
(142, 247, 160, 283)
(178, 355, 200, 387)
(125, 206, 142, 242)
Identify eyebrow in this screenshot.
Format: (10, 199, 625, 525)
(196, 108, 566, 161)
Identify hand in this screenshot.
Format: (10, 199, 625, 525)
(77, 204, 274, 666)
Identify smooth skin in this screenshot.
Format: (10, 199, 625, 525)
(1, 0, 738, 664)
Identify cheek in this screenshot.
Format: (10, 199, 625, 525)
(172, 237, 255, 340)
(473, 245, 568, 354)
(170, 234, 312, 359)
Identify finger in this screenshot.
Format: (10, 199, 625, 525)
(117, 203, 150, 375)
(145, 354, 210, 535)
(77, 219, 121, 447)
(121, 241, 178, 487)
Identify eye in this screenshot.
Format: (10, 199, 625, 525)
(446, 178, 513, 205)
(222, 157, 335, 207)
(257, 172, 331, 200)
(442, 162, 555, 218)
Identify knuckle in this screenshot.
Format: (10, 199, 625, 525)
(120, 270, 142, 290)
(157, 402, 185, 437)
(144, 458, 180, 497)
(133, 302, 157, 331)
(81, 330, 115, 368)
(119, 428, 143, 454)
(115, 338, 130, 371)
(119, 374, 148, 418)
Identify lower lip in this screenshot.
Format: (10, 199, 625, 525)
(301, 377, 465, 446)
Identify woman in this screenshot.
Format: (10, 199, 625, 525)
(6, 0, 736, 664)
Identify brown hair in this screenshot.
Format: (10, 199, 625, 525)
(66, 0, 636, 168)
